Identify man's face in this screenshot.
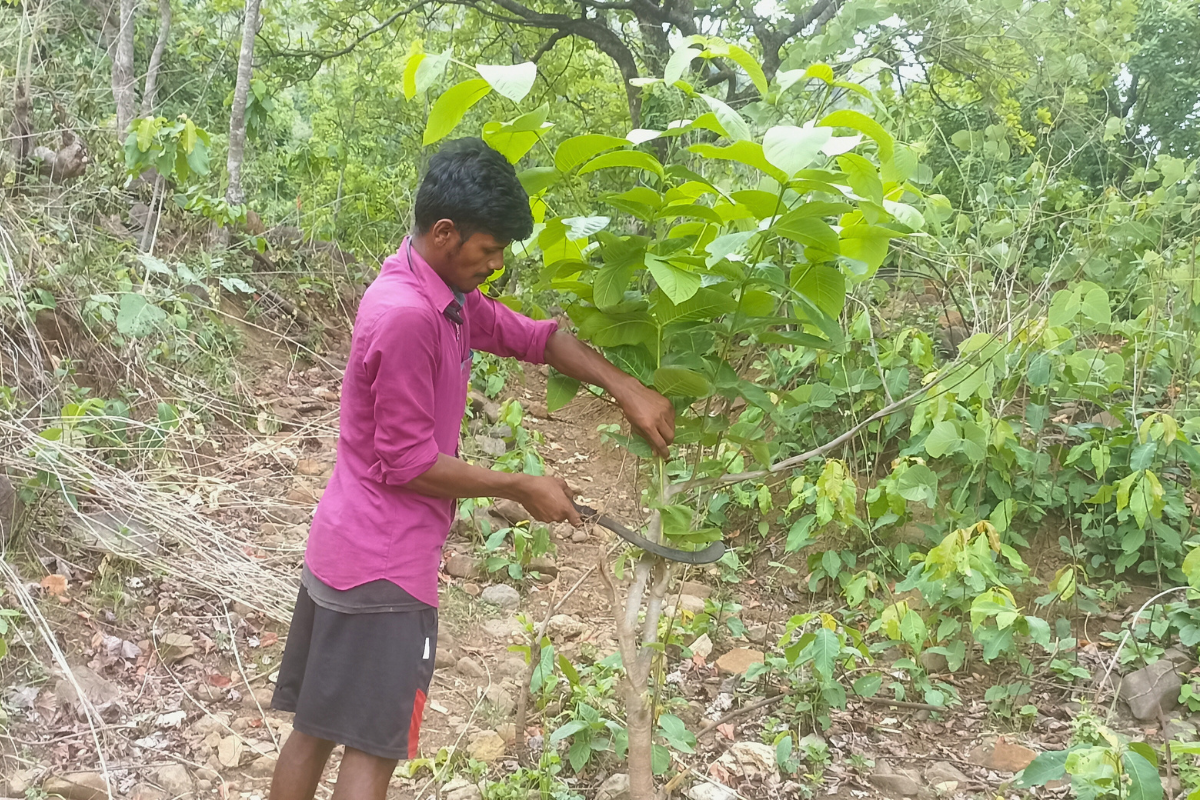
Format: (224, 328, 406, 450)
(437, 227, 508, 293)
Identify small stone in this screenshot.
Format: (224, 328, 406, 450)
(716, 742, 778, 780)
(246, 756, 277, 779)
(195, 768, 219, 783)
(7, 768, 35, 796)
(241, 686, 275, 710)
(44, 772, 110, 800)
(1121, 659, 1182, 720)
(296, 459, 331, 476)
(130, 782, 167, 800)
(490, 499, 529, 525)
(596, 773, 630, 800)
(467, 731, 507, 762)
(447, 785, 483, 800)
(496, 722, 517, 745)
(745, 624, 769, 644)
(482, 618, 522, 642)
(919, 650, 949, 673)
(870, 761, 922, 797)
(571, 530, 589, 544)
(457, 657, 487, 679)
(481, 584, 521, 610)
(463, 582, 482, 597)
(155, 764, 193, 797)
(678, 594, 706, 614)
(546, 614, 586, 640)
(158, 633, 195, 664)
(686, 784, 736, 800)
(446, 555, 483, 579)
(715, 648, 765, 675)
(679, 581, 712, 599)
(969, 737, 1037, 772)
(195, 780, 212, 793)
(483, 685, 516, 715)
(499, 657, 527, 677)
(217, 735, 244, 768)
(924, 761, 969, 789)
(528, 556, 558, 578)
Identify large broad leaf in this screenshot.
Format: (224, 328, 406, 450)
(546, 371, 581, 413)
(664, 45, 701, 84)
(653, 367, 712, 397)
(809, 628, 839, 680)
(924, 421, 961, 458)
(593, 261, 635, 309)
(706, 230, 756, 267)
(645, 254, 701, 304)
(554, 134, 629, 172)
(578, 150, 665, 180)
(482, 105, 552, 164)
(116, 293, 167, 338)
(475, 62, 537, 102)
(763, 125, 832, 176)
(689, 141, 788, 183)
(1123, 752, 1163, 800)
(837, 153, 884, 204)
(792, 265, 846, 318)
(895, 463, 938, 505)
(578, 311, 656, 348)
(423, 79, 492, 145)
(410, 50, 451, 99)
(1014, 750, 1070, 788)
(775, 213, 840, 253)
(818, 109, 894, 161)
(720, 43, 768, 97)
(517, 167, 559, 195)
(653, 287, 739, 324)
(562, 216, 611, 239)
(839, 224, 896, 272)
(698, 94, 751, 141)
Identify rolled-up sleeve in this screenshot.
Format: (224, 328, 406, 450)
(467, 292, 559, 364)
(362, 307, 441, 485)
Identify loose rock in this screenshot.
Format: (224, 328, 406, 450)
(686, 784, 736, 800)
(870, 761, 922, 797)
(596, 773, 630, 800)
(924, 761, 969, 789)
(70, 510, 159, 557)
(445, 555, 483, 579)
(490, 499, 529, 525)
(246, 756, 277, 779)
(456, 657, 487, 679)
(435, 648, 457, 670)
(483, 685, 516, 715)
(241, 686, 275, 710)
(43, 773, 109, 800)
(154, 764, 192, 797)
(546, 614, 586, 640)
(715, 648, 765, 675)
(447, 785, 483, 800)
(130, 783, 167, 800)
(481, 584, 520, 610)
(689, 633, 713, 659)
(482, 617, 522, 642)
(919, 650, 949, 673)
(969, 737, 1037, 772)
(217, 735, 244, 768)
(528, 555, 558, 578)
(678, 594, 706, 614)
(1121, 659, 1182, 720)
(679, 581, 712, 599)
(467, 731, 506, 762)
(571, 530, 589, 544)
(716, 741, 778, 781)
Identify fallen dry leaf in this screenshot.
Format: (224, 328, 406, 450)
(259, 632, 279, 648)
(207, 674, 232, 687)
(41, 574, 68, 595)
(717, 723, 736, 740)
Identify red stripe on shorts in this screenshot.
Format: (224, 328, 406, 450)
(408, 689, 427, 759)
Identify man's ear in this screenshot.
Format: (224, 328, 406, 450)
(430, 218, 457, 248)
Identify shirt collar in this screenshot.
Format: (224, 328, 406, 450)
(401, 236, 459, 315)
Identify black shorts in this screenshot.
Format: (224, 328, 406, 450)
(272, 585, 439, 760)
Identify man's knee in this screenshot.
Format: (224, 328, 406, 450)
(281, 729, 336, 762)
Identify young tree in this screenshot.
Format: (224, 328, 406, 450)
(110, 0, 137, 139)
(140, 0, 173, 117)
(226, 0, 263, 208)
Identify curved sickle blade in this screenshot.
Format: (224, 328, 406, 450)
(574, 503, 725, 565)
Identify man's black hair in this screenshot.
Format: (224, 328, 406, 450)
(414, 138, 533, 243)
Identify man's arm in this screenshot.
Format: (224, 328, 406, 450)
(403, 454, 582, 526)
(543, 330, 676, 458)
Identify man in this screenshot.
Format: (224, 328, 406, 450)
(268, 138, 675, 800)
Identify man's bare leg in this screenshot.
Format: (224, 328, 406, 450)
(330, 747, 397, 800)
(269, 730, 337, 800)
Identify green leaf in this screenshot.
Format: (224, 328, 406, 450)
(645, 254, 701, 304)
(475, 62, 537, 102)
(594, 262, 635, 309)
(578, 150, 665, 180)
(1130, 442, 1157, 471)
(550, 719, 591, 743)
(135, 118, 156, 153)
(837, 153, 884, 204)
(896, 463, 938, 505)
(775, 214, 840, 253)
(1081, 287, 1111, 326)
(820, 109, 893, 160)
(657, 714, 697, 753)
(562, 216, 611, 239)
(547, 371, 581, 413)
(664, 45, 701, 84)
(763, 125, 832, 176)
(654, 367, 712, 398)
(116, 294, 167, 338)
(688, 141, 788, 183)
(792, 265, 845, 318)
(840, 224, 895, 272)
(653, 287, 739, 324)
(699, 94, 751, 141)
(517, 167, 560, 195)
(924, 421, 961, 458)
(1123, 751, 1163, 800)
(721, 44, 769, 97)
(852, 673, 882, 697)
(423, 79, 492, 145)
(809, 627, 839, 680)
(578, 312, 656, 347)
(554, 134, 629, 172)
(1015, 750, 1070, 788)
(185, 138, 209, 176)
(412, 50, 452, 98)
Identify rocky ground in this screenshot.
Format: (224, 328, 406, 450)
(2, 343, 1197, 800)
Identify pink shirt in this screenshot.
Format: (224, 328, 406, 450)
(305, 238, 558, 606)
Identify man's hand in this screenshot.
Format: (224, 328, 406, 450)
(614, 381, 676, 458)
(512, 475, 583, 526)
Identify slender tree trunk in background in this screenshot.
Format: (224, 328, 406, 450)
(226, 0, 262, 208)
(140, 0, 173, 117)
(110, 0, 137, 140)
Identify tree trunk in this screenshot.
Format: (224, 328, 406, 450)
(111, 0, 137, 139)
(225, 0, 262, 207)
(623, 679, 657, 800)
(140, 0, 173, 117)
